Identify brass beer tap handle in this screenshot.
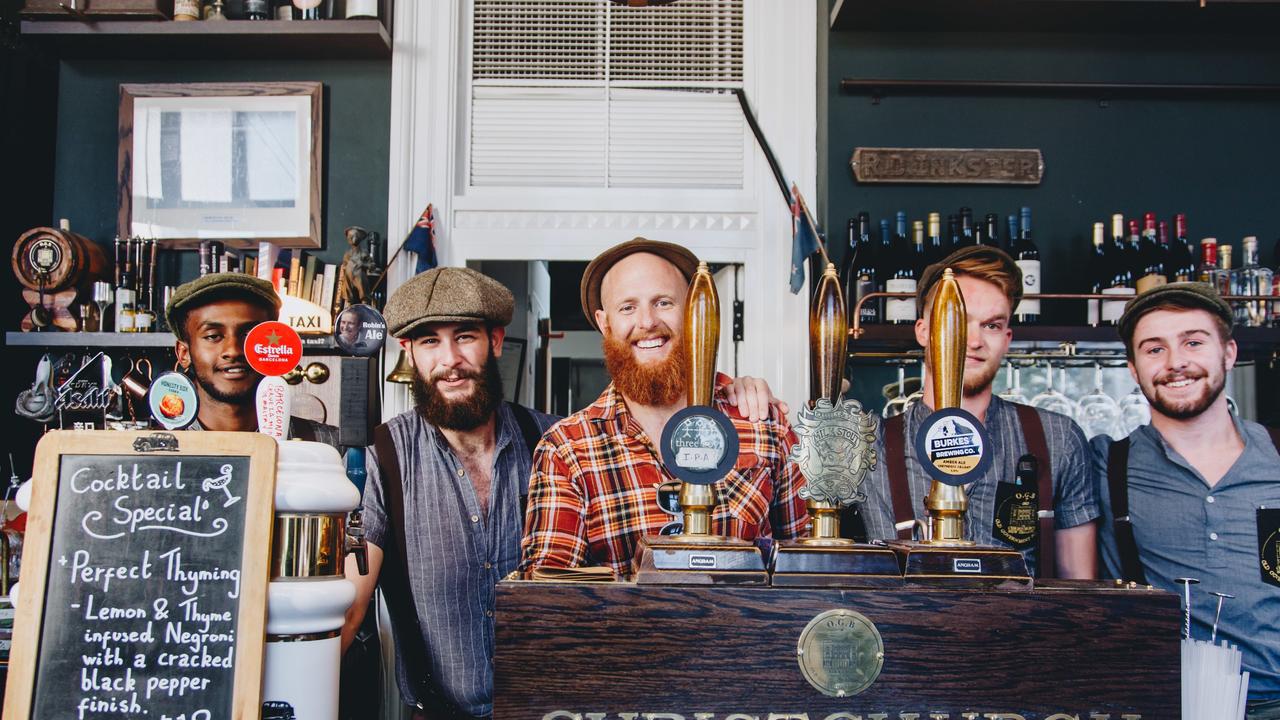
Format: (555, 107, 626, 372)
(810, 263, 848, 405)
(685, 261, 719, 408)
(925, 268, 971, 545)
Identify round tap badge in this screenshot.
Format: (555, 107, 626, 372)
(333, 303, 387, 357)
(912, 407, 993, 486)
(659, 406, 739, 485)
(245, 321, 304, 377)
(146, 370, 199, 430)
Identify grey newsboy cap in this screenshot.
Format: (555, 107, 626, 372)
(166, 272, 281, 336)
(384, 266, 514, 338)
(1118, 281, 1234, 347)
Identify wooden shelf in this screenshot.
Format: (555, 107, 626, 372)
(5, 331, 336, 351)
(19, 18, 391, 59)
(850, 324, 1280, 352)
(829, 0, 1280, 33)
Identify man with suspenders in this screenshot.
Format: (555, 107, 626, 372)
(1091, 282, 1280, 720)
(856, 246, 1099, 578)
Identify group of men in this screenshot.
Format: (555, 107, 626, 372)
(163, 237, 1279, 720)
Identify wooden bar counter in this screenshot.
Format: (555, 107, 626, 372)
(494, 579, 1180, 720)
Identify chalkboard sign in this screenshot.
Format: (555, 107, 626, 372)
(3, 430, 277, 720)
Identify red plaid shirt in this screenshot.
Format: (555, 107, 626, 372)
(519, 376, 809, 577)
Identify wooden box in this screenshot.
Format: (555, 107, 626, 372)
(21, 0, 173, 20)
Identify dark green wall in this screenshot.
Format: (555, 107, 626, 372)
(52, 58, 391, 283)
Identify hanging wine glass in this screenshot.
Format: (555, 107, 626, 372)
(1076, 363, 1123, 439)
(998, 363, 1029, 405)
(883, 365, 910, 418)
(1031, 361, 1078, 418)
(1117, 385, 1151, 436)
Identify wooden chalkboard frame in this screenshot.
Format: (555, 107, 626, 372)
(2, 430, 278, 720)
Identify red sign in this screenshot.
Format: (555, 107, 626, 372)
(244, 321, 303, 377)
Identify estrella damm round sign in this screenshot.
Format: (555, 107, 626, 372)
(245, 321, 303, 377)
(912, 407, 993, 487)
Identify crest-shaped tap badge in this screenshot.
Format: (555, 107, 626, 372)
(790, 397, 879, 506)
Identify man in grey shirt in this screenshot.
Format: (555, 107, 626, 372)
(858, 246, 1099, 578)
(1091, 282, 1280, 720)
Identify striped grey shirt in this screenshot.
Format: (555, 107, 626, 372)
(858, 395, 1099, 576)
(362, 403, 557, 716)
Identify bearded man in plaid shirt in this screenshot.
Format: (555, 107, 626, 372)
(520, 238, 810, 577)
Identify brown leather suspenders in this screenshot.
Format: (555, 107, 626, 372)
(885, 405, 1057, 577)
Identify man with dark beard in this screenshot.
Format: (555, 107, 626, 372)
(519, 237, 808, 576)
(340, 267, 557, 720)
(166, 273, 336, 443)
(1092, 283, 1280, 719)
(855, 246, 1099, 578)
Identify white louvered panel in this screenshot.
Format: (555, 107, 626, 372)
(470, 87, 607, 187)
(472, 0, 605, 81)
(607, 89, 743, 188)
(608, 0, 743, 85)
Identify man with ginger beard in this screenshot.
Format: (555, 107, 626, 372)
(1091, 283, 1280, 719)
(341, 267, 558, 720)
(856, 246, 1099, 578)
(519, 237, 808, 577)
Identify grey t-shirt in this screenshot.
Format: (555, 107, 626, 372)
(362, 403, 558, 716)
(1091, 418, 1280, 698)
(859, 395, 1100, 576)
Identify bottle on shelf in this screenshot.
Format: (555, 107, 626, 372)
(174, 0, 202, 21)
(115, 237, 138, 334)
(243, 0, 270, 19)
(911, 219, 928, 277)
(1237, 236, 1273, 327)
(1171, 213, 1195, 282)
(983, 213, 1001, 249)
(926, 212, 944, 266)
(947, 214, 961, 255)
(885, 218, 920, 325)
(878, 218, 894, 319)
(1214, 242, 1233, 298)
(846, 212, 878, 326)
(1135, 212, 1166, 293)
(1272, 236, 1280, 326)
(1006, 214, 1018, 255)
(1197, 238, 1220, 285)
(1014, 206, 1040, 324)
(1088, 222, 1107, 327)
(1102, 215, 1135, 325)
(958, 207, 976, 247)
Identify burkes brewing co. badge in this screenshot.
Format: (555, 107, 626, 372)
(912, 407, 993, 486)
(790, 398, 879, 506)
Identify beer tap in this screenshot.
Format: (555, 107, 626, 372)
(924, 268, 973, 545)
(676, 262, 720, 540)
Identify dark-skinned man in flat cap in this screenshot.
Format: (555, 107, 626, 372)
(342, 263, 786, 720)
(856, 246, 1098, 579)
(1091, 283, 1280, 719)
(520, 238, 802, 577)
(166, 273, 336, 443)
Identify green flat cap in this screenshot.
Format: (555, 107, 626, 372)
(580, 236, 699, 330)
(165, 272, 281, 337)
(917, 245, 1023, 311)
(384, 266, 514, 338)
(1118, 281, 1233, 346)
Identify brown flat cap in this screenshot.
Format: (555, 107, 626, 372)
(917, 245, 1023, 311)
(1118, 281, 1233, 347)
(580, 237, 699, 330)
(166, 272, 281, 337)
(384, 266, 514, 338)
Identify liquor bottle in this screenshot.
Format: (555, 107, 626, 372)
(1197, 238, 1219, 285)
(1127, 219, 1143, 284)
(1088, 222, 1107, 327)
(911, 219, 928, 276)
(1171, 213, 1195, 282)
(274, 0, 294, 19)
(1007, 215, 1018, 254)
(847, 212, 878, 326)
(1238, 236, 1273, 327)
(1102, 215, 1135, 325)
(885, 220, 920, 325)
(1214, 243, 1233, 298)
(947, 214, 961, 255)
(1014, 207, 1040, 324)
(983, 213, 1001, 248)
(243, 0, 269, 19)
(1135, 212, 1165, 293)
(878, 218, 894, 320)
(958, 207, 976, 247)
(926, 212, 944, 265)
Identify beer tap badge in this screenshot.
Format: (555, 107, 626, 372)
(244, 321, 303, 377)
(791, 397, 879, 506)
(912, 407, 993, 486)
(660, 406, 739, 485)
(147, 370, 199, 430)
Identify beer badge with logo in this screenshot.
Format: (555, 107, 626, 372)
(1256, 507, 1280, 588)
(660, 406, 739, 484)
(912, 407, 993, 486)
(796, 609, 884, 697)
(790, 397, 879, 506)
(992, 454, 1039, 549)
(147, 370, 199, 430)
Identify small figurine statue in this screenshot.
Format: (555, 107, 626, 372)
(335, 226, 380, 311)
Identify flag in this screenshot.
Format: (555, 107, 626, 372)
(403, 204, 438, 274)
(789, 185, 820, 294)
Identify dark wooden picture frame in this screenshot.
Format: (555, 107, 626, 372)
(2, 430, 278, 720)
(118, 81, 324, 248)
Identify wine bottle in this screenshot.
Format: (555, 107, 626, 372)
(1136, 212, 1165, 293)
(1172, 213, 1195, 282)
(947, 214, 961, 255)
(1088, 222, 1107, 327)
(958, 207, 976, 247)
(1006, 214, 1018, 254)
(1014, 207, 1040, 324)
(878, 218, 894, 319)
(885, 219, 919, 325)
(927, 212, 944, 266)
(1102, 215, 1135, 325)
(983, 213, 1001, 249)
(849, 212, 878, 325)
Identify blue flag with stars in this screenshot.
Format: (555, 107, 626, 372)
(403, 204, 438, 275)
(789, 186, 820, 294)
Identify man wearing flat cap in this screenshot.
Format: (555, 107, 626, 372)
(166, 272, 335, 442)
(340, 266, 557, 720)
(519, 237, 806, 577)
(1090, 282, 1280, 719)
(856, 246, 1099, 578)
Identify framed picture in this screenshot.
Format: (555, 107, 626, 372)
(499, 337, 527, 404)
(118, 82, 323, 248)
